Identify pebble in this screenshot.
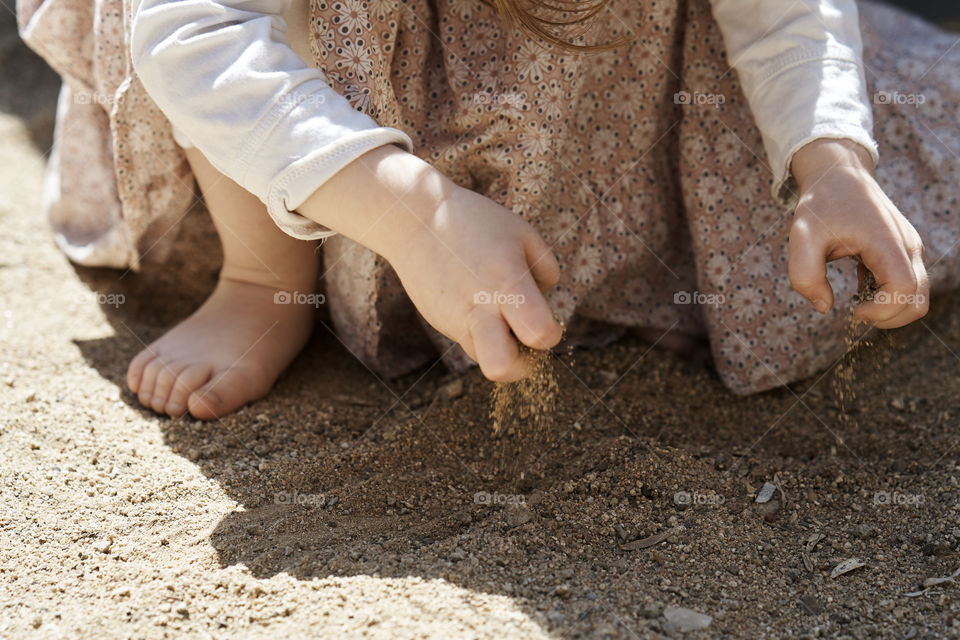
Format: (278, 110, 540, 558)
(435, 378, 463, 402)
(756, 500, 780, 522)
(755, 482, 777, 504)
(504, 504, 533, 527)
(662, 606, 712, 632)
(853, 524, 877, 539)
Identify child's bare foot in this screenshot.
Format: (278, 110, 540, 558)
(126, 146, 320, 419)
(126, 277, 315, 419)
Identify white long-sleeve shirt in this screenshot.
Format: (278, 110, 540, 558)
(129, 0, 879, 240)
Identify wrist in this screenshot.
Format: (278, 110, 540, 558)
(790, 138, 875, 192)
(297, 144, 447, 261)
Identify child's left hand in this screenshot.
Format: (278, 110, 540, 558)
(787, 138, 929, 329)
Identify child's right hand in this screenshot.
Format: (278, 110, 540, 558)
(386, 183, 564, 381)
(299, 145, 564, 381)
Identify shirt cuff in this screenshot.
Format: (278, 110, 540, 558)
(234, 80, 413, 241)
(747, 51, 879, 207)
(264, 128, 413, 241)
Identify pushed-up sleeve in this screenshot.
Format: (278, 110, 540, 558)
(129, 0, 413, 239)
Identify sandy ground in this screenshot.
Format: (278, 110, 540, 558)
(4, 9, 960, 640)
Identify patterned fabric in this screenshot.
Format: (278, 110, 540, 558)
(18, 0, 960, 393)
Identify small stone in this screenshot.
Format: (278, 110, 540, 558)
(435, 378, 464, 402)
(756, 499, 780, 522)
(853, 524, 877, 539)
(755, 482, 777, 504)
(93, 538, 112, 553)
(662, 606, 712, 632)
(554, 584, 571, 598)
(640, 602, 662, 618)
(505, 504, 533, 527)
(31, 615, 42, 629)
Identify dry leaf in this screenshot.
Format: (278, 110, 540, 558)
(620, 525, 683, 551)
(830, 558, 866, 579)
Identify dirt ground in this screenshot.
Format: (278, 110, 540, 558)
(4, 9, 960, 640)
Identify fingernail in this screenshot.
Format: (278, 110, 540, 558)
(813, 299, 829, 313)
(167, 402, 183, 415)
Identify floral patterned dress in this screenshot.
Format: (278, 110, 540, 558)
(18, 0, 960, 393)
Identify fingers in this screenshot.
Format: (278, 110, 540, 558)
(500, 275, 563, 351)
(788, 218, 835, 313)
(855, 236, 929, 328)
(466, 309, 530, 382)
(523, 230, 561, 293)
(790, 204, 929, 328)
(854, 238, 930, 329)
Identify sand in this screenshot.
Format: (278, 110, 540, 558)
(4, 13, 960, 639)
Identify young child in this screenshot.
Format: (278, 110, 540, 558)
(18, 0, 959, 419)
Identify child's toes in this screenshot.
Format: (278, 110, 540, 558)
(149, 365, 186, 415)
(188, 368, 263, 420)
(127, 348, 157, 394)
(136, 357, 166, 408)
(165, 364, 213, 417)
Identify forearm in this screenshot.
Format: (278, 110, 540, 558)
(296, 145, 448, 263)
